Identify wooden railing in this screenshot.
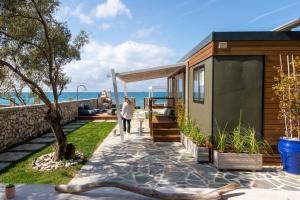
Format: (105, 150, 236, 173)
(144, 97, 176, 135)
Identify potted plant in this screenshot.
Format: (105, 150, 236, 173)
(273, 55, 300, 174)
(213, 118, 271, 171)
(176, 105, 210, 162)
(5, 183, 15, 199)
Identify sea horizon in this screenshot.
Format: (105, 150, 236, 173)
(0, 91, 167, 107)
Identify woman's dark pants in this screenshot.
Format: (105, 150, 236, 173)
(122, 118, 131, 133)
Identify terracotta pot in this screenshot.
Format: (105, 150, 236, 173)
(5, 186, 15, 199)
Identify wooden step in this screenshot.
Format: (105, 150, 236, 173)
(153, 135, 181, 142)
(152, 121, 178, 128)
(153, 128, 180, 136)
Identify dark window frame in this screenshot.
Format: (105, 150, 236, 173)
(193, 65, 205, 104)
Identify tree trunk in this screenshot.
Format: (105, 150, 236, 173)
(45, 108, 68, 161)
(55, 181, 239, 200)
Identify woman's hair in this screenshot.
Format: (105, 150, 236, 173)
(124, 96, 131, 105)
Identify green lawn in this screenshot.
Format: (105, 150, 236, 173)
(0, 122, 116, 184)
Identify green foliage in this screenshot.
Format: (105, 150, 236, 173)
(5, 183, 14, 188)
(272, 56, 300, 139)
(243, 127, 260, 154)
(175, 104, 185, 130)
(232, 116, 244, 153)
(215, 123, 227, 153)
(214, 120, 272, 154)
(175, 105, 208, 147)
(189, 125, 207, 146)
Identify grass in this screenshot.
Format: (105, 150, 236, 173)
(0, 121, 116, 184)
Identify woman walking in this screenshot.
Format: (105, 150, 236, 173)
(121, 96, 133, 133)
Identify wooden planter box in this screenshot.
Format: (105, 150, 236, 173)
(213, 150, 262, 171)
(180, 132, 209, 162)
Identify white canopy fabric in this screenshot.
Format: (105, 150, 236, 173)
(116, 62, 186, 83)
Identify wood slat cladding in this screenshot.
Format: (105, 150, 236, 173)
(213, 40, 300, 145)
(188, 42, 214, 66)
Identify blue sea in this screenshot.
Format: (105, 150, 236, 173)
(0, 92, 167, 108)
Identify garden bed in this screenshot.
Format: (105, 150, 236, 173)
(180, 132, 209, 162)
(213, 150, 262, 171)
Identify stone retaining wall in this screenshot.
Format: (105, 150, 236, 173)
(0, 99, 97, 152)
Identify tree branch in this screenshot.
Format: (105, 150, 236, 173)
(31, 0, 59, 108)
(55, 181, 240, 200)
(0, 30, 51, 65)
(0, 60, 52, 107)
(3, 13, 42, 23)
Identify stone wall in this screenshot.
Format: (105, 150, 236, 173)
(0, 99, 97, 152)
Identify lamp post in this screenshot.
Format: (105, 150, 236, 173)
(76, 84, 87, 100)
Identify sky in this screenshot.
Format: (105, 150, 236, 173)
(56, 0, 300, 92)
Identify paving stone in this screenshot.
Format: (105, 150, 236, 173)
(63, 125, 81, 129)
(134, 174, 152, 184)
(215, 177, 229, 184)
(41, 133, 54, 138)
(281, 177, 300, 184)
(187, 173, 202, 181)
(225, 174, 239, 179)
(9, 143, 47, 151)
(28, 137, 54, 143)
(0, 162, 11, 171)
(281, 185, 299, 191)
(279, 180, 300, 188)
(63, 128, 75, 132)
(0, 152, 32, 162)
(253, 180, 276, 189)
(269, 179, 282, 187)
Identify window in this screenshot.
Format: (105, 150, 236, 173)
(193, 66, 204, 103)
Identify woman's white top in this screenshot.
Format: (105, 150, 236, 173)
(121, 102, 133, 120)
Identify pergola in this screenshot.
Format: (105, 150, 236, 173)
(111, 62, 187, 141)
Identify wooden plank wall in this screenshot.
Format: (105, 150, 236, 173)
(188, 42, 214, 66)
(213, 41, 300, 146)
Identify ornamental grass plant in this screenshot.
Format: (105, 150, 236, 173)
(215, 115, 272, 154)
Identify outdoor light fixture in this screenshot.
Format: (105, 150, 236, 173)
(76, 84, 87, 100)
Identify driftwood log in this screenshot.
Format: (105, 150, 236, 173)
(55, 181, 239, 200)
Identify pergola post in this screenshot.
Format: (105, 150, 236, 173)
(185, 62, 189, 117)
(123, 81, 128, 97)
(111, 69, 124, 142)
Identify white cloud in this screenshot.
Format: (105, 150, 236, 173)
(132, 26, 160, 39)
(56, 5, 93, 24)
(93, 0, 131, 19)
(99, 23, 112, 31)
(63, 41, 173, 91)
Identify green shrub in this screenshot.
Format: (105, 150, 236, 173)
(215, 123, 228, 152)
(231, 118, 245, 153)
(5, 183, 14, 188)
(244, 127, 260, 154)
(215, 118, 271, 154)
(190, 125, 207, 146)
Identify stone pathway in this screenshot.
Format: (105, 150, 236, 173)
(0, 120, 89, 172)
(71, 114, 300, 191)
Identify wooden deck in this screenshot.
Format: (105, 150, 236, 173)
(78, 113, 117, 121)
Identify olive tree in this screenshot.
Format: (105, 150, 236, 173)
(0, 0, 88, 160)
